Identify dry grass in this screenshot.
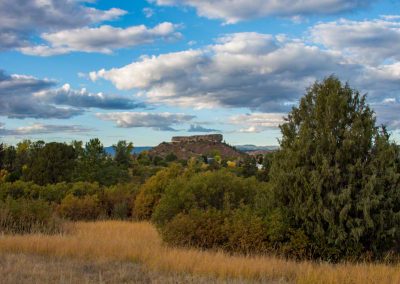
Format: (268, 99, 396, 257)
(0, 221, 399, 284)
(0, 253, 242, 284)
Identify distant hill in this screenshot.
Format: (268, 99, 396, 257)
(149, 134, 247, 160)
(104, 143, 278, 157)
(235, 145, 279, 152)
(104, 146, 153, 156)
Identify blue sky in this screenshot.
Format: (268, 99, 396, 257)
(1, 0, 400, 146)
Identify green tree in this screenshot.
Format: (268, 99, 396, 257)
(75, 138, 130, 185)
(24, 142, 76, 185)
(269, 76, 400, 260)
(113, 140, 134, 168)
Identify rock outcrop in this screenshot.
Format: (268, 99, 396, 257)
(148, 134, 246, 160)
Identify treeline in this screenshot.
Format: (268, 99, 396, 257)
(1, 76, 400, 262)
(0, 139, 135, 185)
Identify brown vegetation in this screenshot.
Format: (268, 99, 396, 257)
(0, 253, 239, 284)
(149, 140, 246, 160)
(0, 221, 399, 284)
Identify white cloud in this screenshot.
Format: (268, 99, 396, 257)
(151, 0, 372, 23)
(230, 113, 285, 133)
(90, 32, 352, 112)
(0, 0, 126, 49)
(0, 123, 93, 136)
(310, 18, 400, 64)
(96, 112, 195, 131)
(20, 22, 181, 56)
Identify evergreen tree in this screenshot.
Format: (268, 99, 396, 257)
(270, 76, 400, 260)
(23, 142, 76, 185)
(113, 140, 134, 168)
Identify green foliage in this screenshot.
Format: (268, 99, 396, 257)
(74, 139, 129, 185)
(134, 163, 183, 220)
(23, 142, 76, 185)
(58, 194, 102, 221)
(113, 140, 134, 168)
(269, 76, 400, 260)
(153, 169, 262, 227)
(165, 153, 178, 162)
(161, 209, 227, 250)
(241, 156, 257, 177)
(0, 198, 62, 234)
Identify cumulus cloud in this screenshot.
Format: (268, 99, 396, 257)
(90, 32, 355, 112)
(0, 123, 93, 136)
(0, 0, 126, 49)
(35, 84, 145, 110)
(20, 22, 182, 56)
(230, 113, 285, 133)
(151, 0, 372, 23)
(310, 18, 400, 64)
(0, 70, 143, 119)
(0, 71, 81, 119)
(96, 112, 195, 131)
(188, 124, 220, 133)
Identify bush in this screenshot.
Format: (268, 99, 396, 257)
(161, 209, 228, 250)
(152, 169, 263, 227)
(134, 163, 183, 220)
(100, 183, 139, 219)
(153, 169, 275, 254)
(58, 194, 102, 221)
(0, 198, 62, 234)
(223, 208, 269, 254)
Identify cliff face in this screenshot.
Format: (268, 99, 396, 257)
(148, 135, 246, 160)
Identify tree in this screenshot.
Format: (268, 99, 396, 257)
(113, 140, 134, 168)
(0, 143, 4, 169)
(269, 76, 400, 260)
(75, 138, 129, 185)
(24, 142, 76, 185)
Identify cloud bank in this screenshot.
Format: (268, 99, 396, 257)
(96, 112, 195, 131)
(0, 70, 144, 119)
(21, 22, 182, 56)
(152, 0, 372, 23)
(0, 0, 126, 49)
(0, 123, 92, 136)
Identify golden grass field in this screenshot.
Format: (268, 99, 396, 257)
(0, 221, 399, 284)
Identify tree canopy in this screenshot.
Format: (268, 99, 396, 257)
(270, 76, 400, 260)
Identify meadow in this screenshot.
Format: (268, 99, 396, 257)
(1, 221, 399, 284)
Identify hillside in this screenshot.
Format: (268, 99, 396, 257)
(148, 134, 247, 160)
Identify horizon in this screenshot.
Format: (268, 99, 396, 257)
(1, 0, 400, 146)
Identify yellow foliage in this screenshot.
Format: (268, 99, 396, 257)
(227, 161, 236, 168)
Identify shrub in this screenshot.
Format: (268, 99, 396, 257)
(223, 208, 269, 254)
(152, 169, 263, 227)
(67, 182, 102, 197)
(58, 194, 102, 221)
(134, 163, 183, 220)
(0, 198, 62, 234)
(100, 183, 139, 219)
(161, 209, 228, 250)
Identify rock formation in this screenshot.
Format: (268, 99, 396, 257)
(148, 134, 246, 160)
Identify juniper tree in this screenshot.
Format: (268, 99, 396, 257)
(270, 76, 400, 260)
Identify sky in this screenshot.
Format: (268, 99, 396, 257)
(1, 0, 400, 146)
